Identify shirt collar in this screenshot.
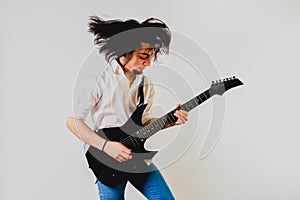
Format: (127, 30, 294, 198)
(111, 59, 123, 75)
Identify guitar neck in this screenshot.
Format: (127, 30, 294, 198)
(133, 89, 211, 139)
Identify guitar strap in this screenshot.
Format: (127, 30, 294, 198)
(137, 76, 145, 106)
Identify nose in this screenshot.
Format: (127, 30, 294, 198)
(143, 58, 151, 66)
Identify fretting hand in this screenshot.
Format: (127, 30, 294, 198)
(173, 104, 188, 125)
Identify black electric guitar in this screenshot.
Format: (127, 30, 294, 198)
(86, 76, 243, 186)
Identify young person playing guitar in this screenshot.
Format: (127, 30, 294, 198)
(66, 16, 188, 200)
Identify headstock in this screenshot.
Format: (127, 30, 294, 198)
(209, 76, 243, 96)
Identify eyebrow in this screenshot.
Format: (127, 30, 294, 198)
(139, 52, 152, 56)
(138, 53, 154, 59)
(138, 49, 154, 56)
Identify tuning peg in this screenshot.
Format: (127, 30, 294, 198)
(212, 81, 215, 84)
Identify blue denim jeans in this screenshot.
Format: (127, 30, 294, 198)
(96, 164, 175, 200)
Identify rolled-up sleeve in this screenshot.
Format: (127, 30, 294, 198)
(142, 78, 155, 124)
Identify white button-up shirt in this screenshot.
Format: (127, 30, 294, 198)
(73, 60, 154, 131)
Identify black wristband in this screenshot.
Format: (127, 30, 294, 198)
(101, 140, 108, 151)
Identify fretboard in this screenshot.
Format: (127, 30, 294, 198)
(132, 89, 211, 140)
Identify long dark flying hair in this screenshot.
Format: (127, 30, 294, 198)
(88, 16, 171, 62)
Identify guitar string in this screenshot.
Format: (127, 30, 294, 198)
(119, 113, 173, 146)
(119, 92, 210, 146)
(122, 89, 214, 146)
(119, 94, 208, 147)
(115, 81, 243, 146)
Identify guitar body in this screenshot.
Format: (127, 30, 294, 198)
(85, 103, 158, 186)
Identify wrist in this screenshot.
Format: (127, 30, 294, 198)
(101, 140, 108, 151)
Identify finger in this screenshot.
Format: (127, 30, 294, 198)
(174, 112, 182, 123)
(175, 120, 183, 125)
(179, 110, 188, 121)
(174, 111, 185, 121)
(114, 142, 131, 154)
(175, 113, 186, 125)
(116, 154, 127, 162)
(121, 146, 132, 155)
(174, 110, 181, 118)
(116, 156, 125, 163)
(179, 118, 186, 124)
(121, 151, 132, 160)
(181, 111, 188, 121)
(119, 153, 132, 162)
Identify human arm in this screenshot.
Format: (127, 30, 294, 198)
(143, 104, 188, 128)
(173, 104, 188, 125)
(66, 117, 132, 162)
(69, 71, 132, 162)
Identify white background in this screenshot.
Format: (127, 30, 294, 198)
(1, 0, 300, 199)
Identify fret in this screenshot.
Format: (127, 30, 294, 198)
(149, 122, 156, 132)
(182, 99, 196, 112)
(192, 98, 199, 107)
(196, 96, 201, 104)
(199, 93, 206, 102)
(145, 126, 152, 138)
(137, 128, 144, 139)
(187, 101, 193, 109)
(203, 91, 208, 99)
(154, 121, 162, 130)
(155, 118, 162, 129)
(169, 112, 176, 121)
(157, 117, 164, 128)
(153, 120, 162, 132)
(166, 114, 175, 125)
(191, 98, 198, 107)
(141, 127, 148, 138)
(148, 124, 155, 137)
(181, 103, 189, 111)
